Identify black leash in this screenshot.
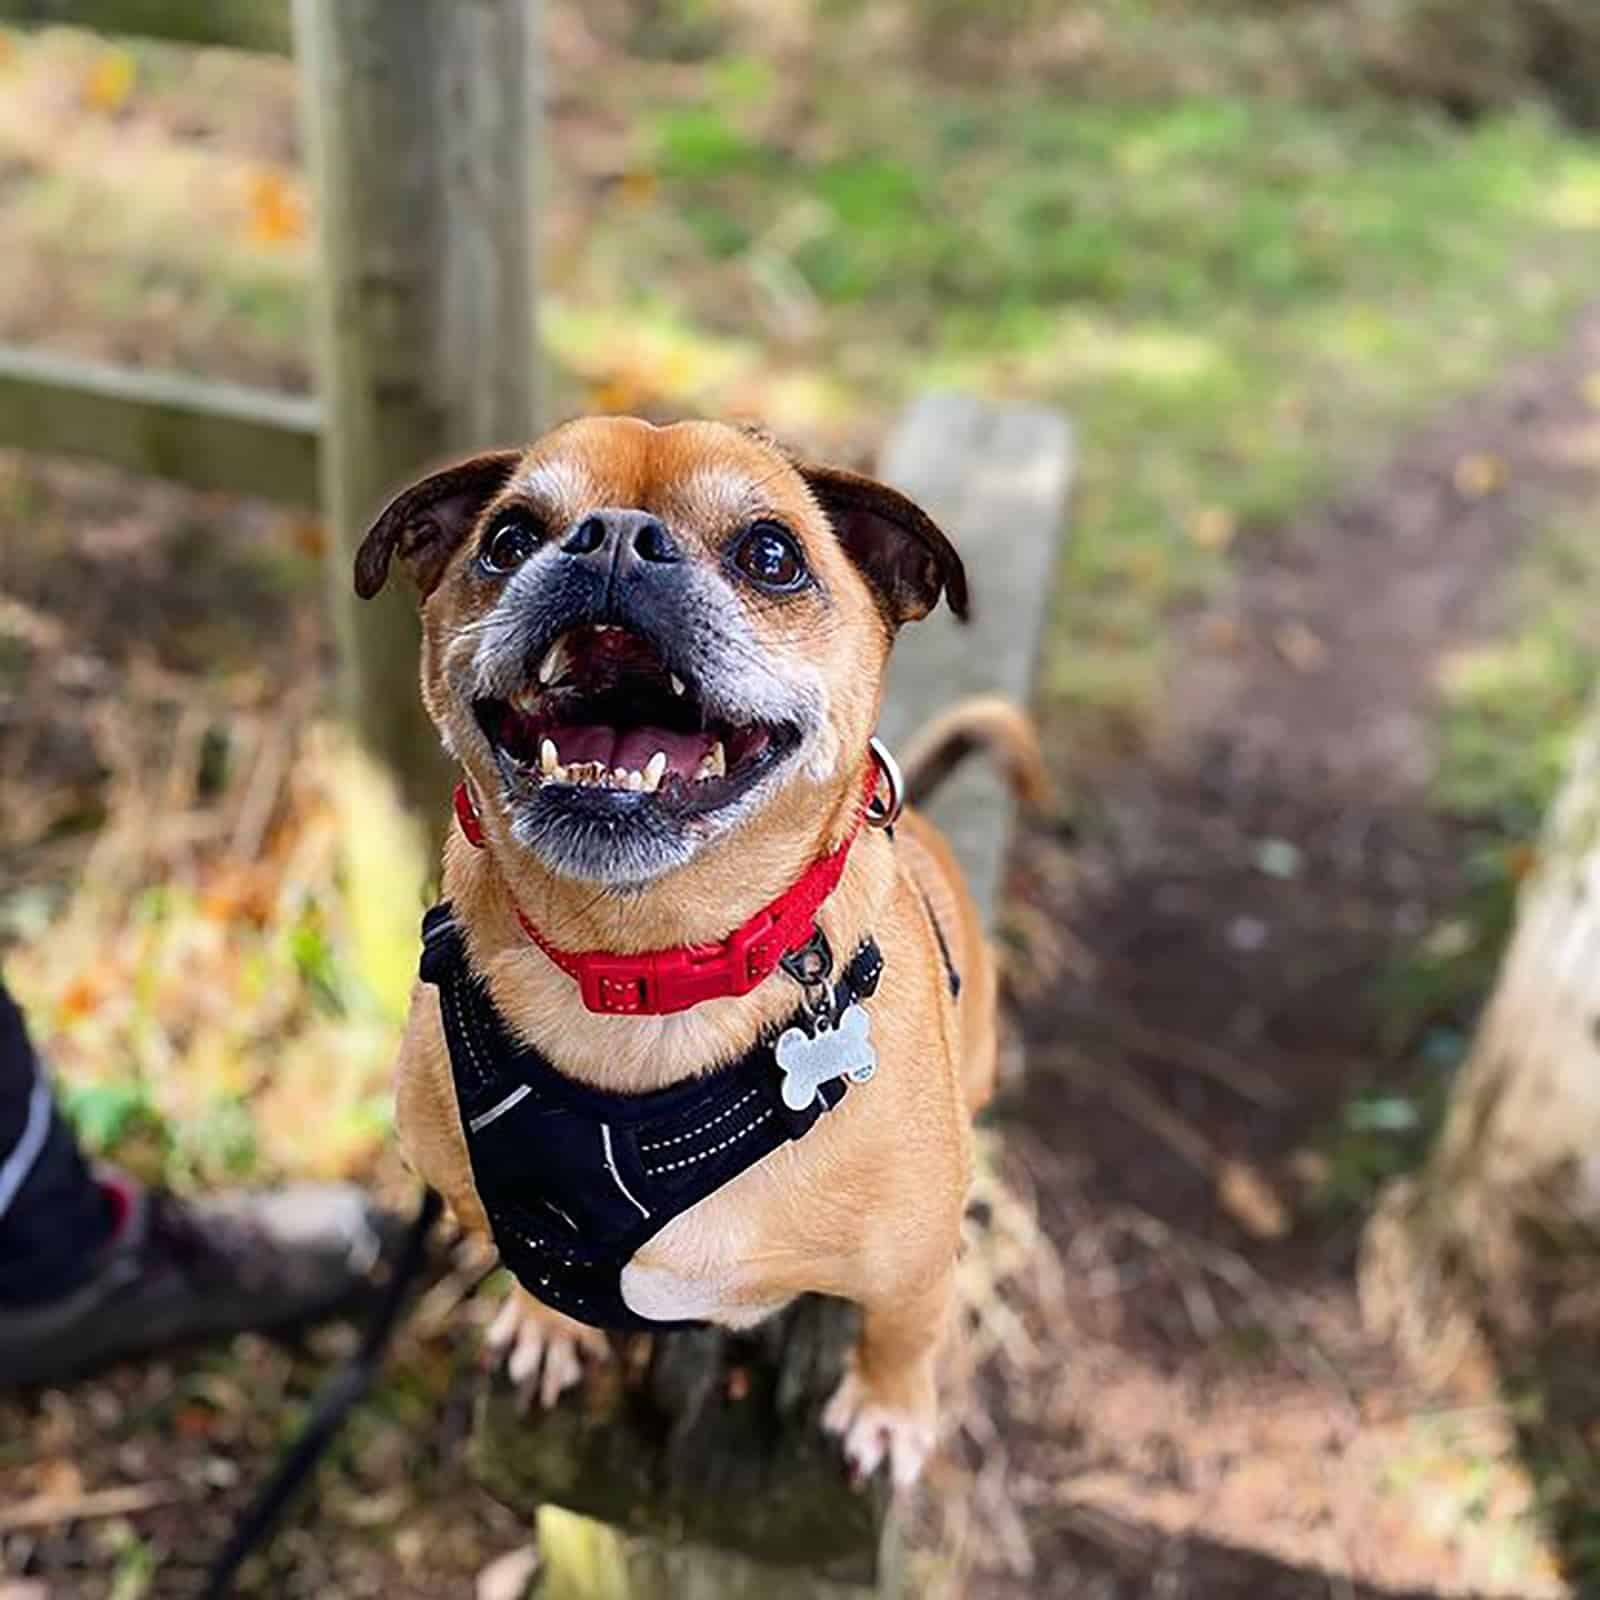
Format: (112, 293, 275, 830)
(199, 1187, 443, 1600)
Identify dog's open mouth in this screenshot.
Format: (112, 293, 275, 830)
(473, 624, 801, 815)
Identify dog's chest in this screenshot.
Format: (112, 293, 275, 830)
(617, 1143, 826, 1326)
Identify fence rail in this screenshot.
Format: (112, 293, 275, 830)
(0, 0, 306, 502)
(0, 0, 289, 52)
(0, 346, 321, 504)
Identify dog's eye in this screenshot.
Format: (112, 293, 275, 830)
(733, 522, 807, 592)
(479, 514, 540, 575)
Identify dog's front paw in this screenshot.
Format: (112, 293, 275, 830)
(821, 1370, 936, 1490)
(485, 1287, 609, 1409)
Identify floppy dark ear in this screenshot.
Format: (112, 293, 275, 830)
(796, 462, 969, 627)
(353, 450, 521, 601)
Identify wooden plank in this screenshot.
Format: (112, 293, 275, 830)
(0, 344, 320, 503)
(0, 0, 290, 52)
(470, 394, 1073, 1597)
(876, 392, 1075, 921)
(292, 0, 540, 821)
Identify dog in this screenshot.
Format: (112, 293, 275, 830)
(356, 416, 1044, 1488)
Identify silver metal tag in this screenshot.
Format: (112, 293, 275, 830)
(776, 1002, 877, 1111)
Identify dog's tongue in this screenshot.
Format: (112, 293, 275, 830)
(556, 724, 714, 776)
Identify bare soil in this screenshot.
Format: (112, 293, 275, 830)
(966, 307, 1600, 1598)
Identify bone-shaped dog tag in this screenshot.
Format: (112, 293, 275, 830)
(776, 1003, 877, 1112)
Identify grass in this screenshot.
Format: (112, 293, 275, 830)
(590, 85, 1600, 752)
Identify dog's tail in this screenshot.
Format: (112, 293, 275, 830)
(898, 696, 1051, 813)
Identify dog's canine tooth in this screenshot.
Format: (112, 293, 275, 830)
(552, 762, 569, 783)
(643, 751, 668, 791)
(537, 635, 570, 686)
(670, 674, 686, 697)
(704, 740, 726, 780)
(540, 738, 559, 776)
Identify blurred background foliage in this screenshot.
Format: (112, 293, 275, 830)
(4, 5, 1600, 1593)
(0, 0, 1597, 1187)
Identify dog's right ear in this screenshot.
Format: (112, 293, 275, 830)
(353, 451, 521, 601)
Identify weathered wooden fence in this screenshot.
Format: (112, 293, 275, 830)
(0, 0, 540, 819)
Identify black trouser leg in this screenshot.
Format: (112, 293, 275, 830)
(0, 975, 114, 1308)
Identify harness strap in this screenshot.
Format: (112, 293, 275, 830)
(419, 904, 882, 1332)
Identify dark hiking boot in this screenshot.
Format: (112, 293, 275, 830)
(0, 1168, 401, 1388)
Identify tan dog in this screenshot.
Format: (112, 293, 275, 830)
(356, 417, 1042, 1487)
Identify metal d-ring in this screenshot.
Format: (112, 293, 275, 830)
(865, 736, 905, 831)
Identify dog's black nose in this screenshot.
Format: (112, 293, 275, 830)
(561, 510, 683, 566)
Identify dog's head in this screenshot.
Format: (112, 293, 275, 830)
(355, 416, 966, 887)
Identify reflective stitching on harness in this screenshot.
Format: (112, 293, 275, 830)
(445, 982, 493, 1092)
(637, 1087, 762, 1152)
(600, 1124, 651, 1220)
(468, 1082, 532, 1133)
(643, 1108, 773, 1174)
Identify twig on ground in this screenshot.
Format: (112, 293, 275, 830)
(0, 1482, 183, 1533)
(1043, 1045, 1218, 1175)
(1069, 1009, 1289, 1108)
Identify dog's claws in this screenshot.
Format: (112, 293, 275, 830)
(486, 1289, 608, 1410)
(822, 1371, 935, 1491)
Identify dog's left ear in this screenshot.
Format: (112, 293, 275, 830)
(797, 462, 969, 627)
(353, 450, 521, 601)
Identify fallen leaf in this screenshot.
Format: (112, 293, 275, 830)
(57, 972, 102, 1020)
(247, 170, 306, 245)
(36, 1459, 84, 1501)
(1272, 619, 1327, 673)
(82, 50, 136, 114)
(1186, 504, 1236, 551)
(1216, 1157, 1291, 1240)
(1202, 615, 1243, 654)
(588, 373, 648, 412)
(282, 514, 327, 560)
(617, 170, 659, 207)
(1287, 1148, 1331, 1188)
(476, 1545, 541, 1600)
(1452, 452, 1505, 499)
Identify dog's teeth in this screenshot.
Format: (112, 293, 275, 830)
(539, 738, 558, 776)
(670, 674, 686, 697)
(553, 762, 569, 783)
(705, 740, 726, 780)
(643, 751, 668, 791)
(626, 769, 644, 791)
(512, 685, 540, 713)
(537, 637, 570, 686)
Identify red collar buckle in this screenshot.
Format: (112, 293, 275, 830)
(454, 747, 895, 1016)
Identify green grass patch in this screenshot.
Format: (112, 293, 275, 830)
(586, 87, 1600, 750)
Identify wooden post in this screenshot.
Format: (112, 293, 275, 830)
(292, 0, 540, 826)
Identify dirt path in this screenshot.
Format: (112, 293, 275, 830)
(969, 306, 1600, 1599)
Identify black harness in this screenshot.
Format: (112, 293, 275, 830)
(419, 904, 886, 1330)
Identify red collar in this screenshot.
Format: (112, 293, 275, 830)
(452, 757, 890, 1017)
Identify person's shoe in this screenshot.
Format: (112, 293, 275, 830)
(0, 1168, 403, 1388)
